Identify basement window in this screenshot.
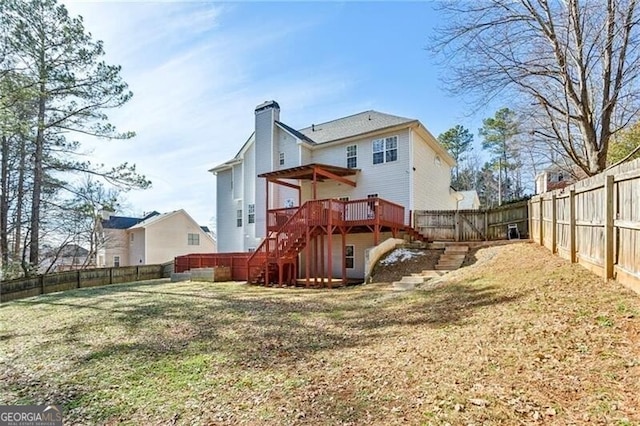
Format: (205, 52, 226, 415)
(345, 245, 355, 269)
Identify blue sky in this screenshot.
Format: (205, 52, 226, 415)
(63, 1, 497, 226)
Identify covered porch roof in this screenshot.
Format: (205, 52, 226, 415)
(258, 163, 358, 183)
(258, 163, 359, 204)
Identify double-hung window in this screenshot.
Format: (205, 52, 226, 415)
(188, 233, 200, 245)
(346, 145, 357, 168)
(247, 204, 255, 224)
(236, 209, 242, 227)
(372, 136, 398, 164)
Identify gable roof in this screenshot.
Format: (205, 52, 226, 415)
(101, 211, 160, 230)
(275, 121, 316, 145)
(297, 110, 416, 144)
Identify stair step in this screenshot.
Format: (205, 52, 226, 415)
(445, 246, 469, 253)
(420, 270, 443, 278)
(435, 265, 458, 270)
(439, 254, 466, 261)
(398, 276, 425, 284)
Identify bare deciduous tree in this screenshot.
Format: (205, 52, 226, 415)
(433, 0, 640, 176)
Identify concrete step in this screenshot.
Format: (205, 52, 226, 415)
(397, 275, 425, 284)
(444, 246, 469, 253)
(420, 270, 444, 278)
(439, 254, 466, 260)
(435, 265, 458, 270)
(392, 281, 416, 290)
(437, 260, 464, 266)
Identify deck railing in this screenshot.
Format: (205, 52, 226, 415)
(266, 197, 405, 232)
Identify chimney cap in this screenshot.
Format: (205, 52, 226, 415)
(255, 100, 280, 113)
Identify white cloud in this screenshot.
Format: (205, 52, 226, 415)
(60, 1, 354, 224)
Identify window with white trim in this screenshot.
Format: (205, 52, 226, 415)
(236, 209, 242, 227)
(113, 256, 120, 267)
(372, 136, 398, 164)
(188, 233, 200, 245)
(279, 152, 285, 166)
(247, 204, 255, 224)
(345, 245, 355, 269)
(346, 145, 357, 168)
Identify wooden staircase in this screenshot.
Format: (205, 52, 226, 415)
(247, 202, 320, 285)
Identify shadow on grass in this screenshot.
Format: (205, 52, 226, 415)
(1, 278, 528, 423)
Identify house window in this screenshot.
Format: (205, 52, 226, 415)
(236, 209, 243, 227)
(279, 152, 285, 166)
(345, 245, 355, 269)
(372, 136, 398, 164)
(113, 256, 120, 267)
(188, 233, 200, 245)
(248, 204, 255, 224)
(346, 145, 357, 168)
(248, 247, 256, 253)
(338, 196, 349, 201)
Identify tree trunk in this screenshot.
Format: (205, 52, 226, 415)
(14, 136, 25, 258)
(1, 135, 9, 265)
(29, 82, 46, 271)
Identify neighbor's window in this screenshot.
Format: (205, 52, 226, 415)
(345, 245, 355, 269)
(113, 256, 120, 267)
(372, 136, 398, 164)
(248, 204, 255, 224)
(346, 145, 357, 168)
(188, 233, 200, 245)
(279, 152, 285, 166)
(236, 209, 243, 227)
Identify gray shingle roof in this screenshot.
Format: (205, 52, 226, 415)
(297, 110, 416, 144)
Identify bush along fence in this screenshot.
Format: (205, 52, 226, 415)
(413, 201, 529, 241)
(0, 264, 169, 303)
(529, 157, 640, 295)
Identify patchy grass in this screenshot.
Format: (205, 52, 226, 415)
(1, 242, 639, 425)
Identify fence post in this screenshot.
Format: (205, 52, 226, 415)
(454, 210, 460, 242)
(539, 196, 544, 246)
(551, 193, 557, 253)
(604, 174, 615, 281)
(484, 210, 488, 241)
(77, 270, 81, 288)
(569, 188, 576, 263)
(40, 275, 45, 296)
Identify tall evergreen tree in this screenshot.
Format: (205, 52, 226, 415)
(479, 108, 519, 205)
(437, 125, 474, 189)
(1, 0, 150, 272)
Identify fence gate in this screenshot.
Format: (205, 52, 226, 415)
(414, 201, 529, 241)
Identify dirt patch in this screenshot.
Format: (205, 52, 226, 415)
(370, 248, 443, 283)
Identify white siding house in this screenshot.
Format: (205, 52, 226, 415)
(209, 101, 458, 280)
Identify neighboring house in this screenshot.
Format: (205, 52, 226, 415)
(40, 244, 92, 273)
(209, 101, 459, 283)
(535, 166, 586, 194)
(455, 190, 481, 210)
(97, 209, 216, 267)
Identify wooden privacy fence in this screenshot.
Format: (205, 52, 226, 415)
(0, 264, 166, 303)
(529, 158, 640, 294)
(413, 201, 529, 241)
(174, 252, 250, 281)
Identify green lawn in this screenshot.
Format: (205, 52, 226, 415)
(1, 242, 639, 425)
